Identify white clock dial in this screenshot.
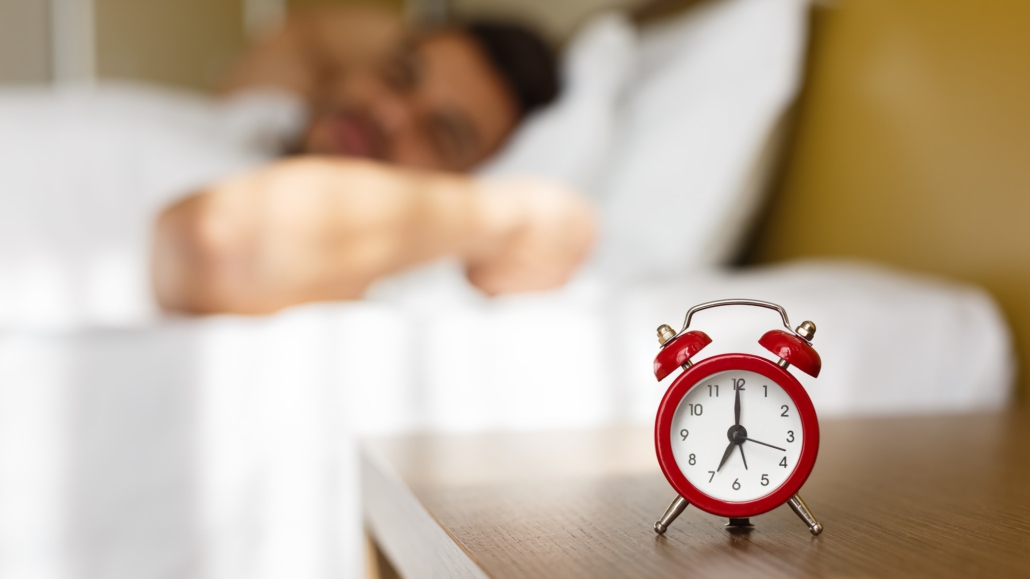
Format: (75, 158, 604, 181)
(670, 370, 804, 502)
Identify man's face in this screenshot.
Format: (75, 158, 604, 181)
(300, 30, 520, 172)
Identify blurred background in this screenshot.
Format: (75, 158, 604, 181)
(6, 0, 1021, 387)
(5, 0, 1024, 390)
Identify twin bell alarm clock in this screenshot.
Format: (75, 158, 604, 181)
(650, 299, 824, 536)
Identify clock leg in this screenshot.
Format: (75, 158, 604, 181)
(787, 493, 823, 536)
(654, 495, 689, 534)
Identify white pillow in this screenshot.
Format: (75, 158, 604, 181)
(476, 12, 636, 192)
(596, 0, 810, 278)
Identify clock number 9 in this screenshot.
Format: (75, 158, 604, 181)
(680, 429, 689, 441)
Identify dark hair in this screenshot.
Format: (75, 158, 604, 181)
(464, 21, 560, 116)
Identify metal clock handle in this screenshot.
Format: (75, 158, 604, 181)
(680, 298, 794, 334)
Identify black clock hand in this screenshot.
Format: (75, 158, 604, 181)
(716, 440, 735, 472)
(737, 444, 748, 470)
(744, 438, 786, 452)
(734, 382, 741, 426)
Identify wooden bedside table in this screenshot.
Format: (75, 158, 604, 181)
(361, 410, 1030, 578)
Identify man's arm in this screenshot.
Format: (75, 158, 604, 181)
(151, 158, 595, 314)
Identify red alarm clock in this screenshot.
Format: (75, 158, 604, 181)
(651, 299, 824, 536)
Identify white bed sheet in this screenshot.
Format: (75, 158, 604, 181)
(0, 260, 1014, 579)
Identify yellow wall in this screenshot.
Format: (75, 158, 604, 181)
(0, 0, 51, 83)
(94, 0, 401, 92)
(747, 0, 1030, 397)
(94, 0, 246, 90)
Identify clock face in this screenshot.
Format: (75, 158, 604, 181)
(670, 369, 804, 502)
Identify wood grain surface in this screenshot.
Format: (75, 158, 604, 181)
(362, 411, 1030, 578)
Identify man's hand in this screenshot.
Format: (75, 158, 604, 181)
(467, 179, 596, 296)
(152, 159, 595, 314)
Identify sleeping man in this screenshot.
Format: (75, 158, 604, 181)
(153, 7, 597, 315)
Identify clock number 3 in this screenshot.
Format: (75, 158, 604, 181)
(787, 430, 795, 443)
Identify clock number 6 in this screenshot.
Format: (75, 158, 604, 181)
(732, 479, 741, 491)
(680, 429, 689, 441)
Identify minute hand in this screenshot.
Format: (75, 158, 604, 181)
(734, 383, 741, 426)
(744, 437, 786, 452)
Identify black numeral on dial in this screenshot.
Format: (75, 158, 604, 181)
(780, 457, 788, 468)
(761, 474, 769, 486)
(708, 471, 716, 483)
(787, 430, 795, 443)
(781, 405, 790, 417)
(680, 429, 689, 441)
(732, 478, 741, 490)
(689, 454, 697, 465)
(708, 384, 718, 397)
(688, 404, 703, 416)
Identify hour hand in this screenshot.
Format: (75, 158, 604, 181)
(716, 441, 735, 472)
